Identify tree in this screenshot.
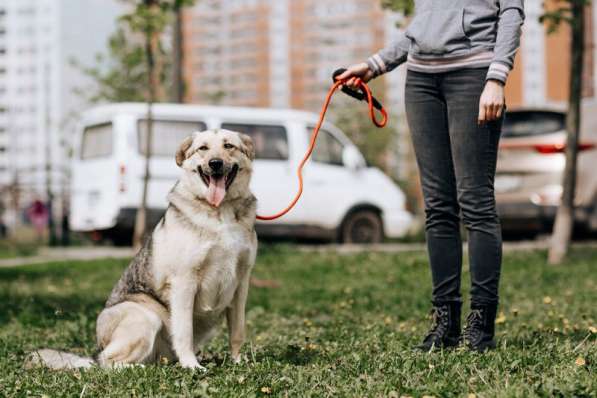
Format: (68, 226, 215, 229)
(73, 26, 169, 104)
(119, 0, 196, 248)
(543, 1, 589, 264)
(380, 0, 414, 16)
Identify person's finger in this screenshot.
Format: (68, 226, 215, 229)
(337, 70, 353, 81)
(496, 102, 504, 119)
(486, 103, 496, 121)
(478, 102, 487, 124)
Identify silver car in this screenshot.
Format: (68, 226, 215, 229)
(496, 108, 597, 235)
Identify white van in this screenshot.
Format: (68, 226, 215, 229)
(70, 103, 413, 244)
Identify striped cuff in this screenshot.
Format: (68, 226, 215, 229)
(486, 62, 510, 84)
(366, 53, 387, 77)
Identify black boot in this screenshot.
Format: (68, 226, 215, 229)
(417, 301, 461, 351)
(462, 304, 498, 352)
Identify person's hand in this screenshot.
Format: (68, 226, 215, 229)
(478, 80, 505, 124)
(336, 62, 375, 90)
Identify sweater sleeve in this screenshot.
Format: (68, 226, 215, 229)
(486, 0, 525, 84)
(366, 31, 411, 78)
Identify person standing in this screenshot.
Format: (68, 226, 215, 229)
(338, 0, 524, 351)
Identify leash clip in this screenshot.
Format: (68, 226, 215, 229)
(333, 68, 384, 111)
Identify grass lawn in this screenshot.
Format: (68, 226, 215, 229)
(0, 246, 595, 397)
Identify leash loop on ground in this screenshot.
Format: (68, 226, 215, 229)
(256, 73, 388, 221)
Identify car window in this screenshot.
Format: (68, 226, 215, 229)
(81, 123, 113, 159)
(307, 127, 344, 166)
(138, 120, 206, 156)
(502, 111, 565, 138)
(221, 123, 288, 160)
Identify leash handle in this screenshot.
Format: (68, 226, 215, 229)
(332, 68, 384, 111)
(255, 71, 388, 221)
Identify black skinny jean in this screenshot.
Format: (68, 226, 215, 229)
(405, 67, 502, 306)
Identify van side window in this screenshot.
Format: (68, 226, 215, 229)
(138, 120, 207, 156)
(221, 123, 288, 160)
(306, 127, 344, 166)
(81, 123, 113, 159)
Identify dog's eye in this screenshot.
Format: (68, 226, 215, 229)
(199, 145, 208, 151)
(223, 143, 235, 150)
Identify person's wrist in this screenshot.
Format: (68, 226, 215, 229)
(487, 78, 505, 88)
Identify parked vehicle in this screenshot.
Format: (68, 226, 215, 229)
(496, 107, 597, 235)
(70, 103, 413, 244)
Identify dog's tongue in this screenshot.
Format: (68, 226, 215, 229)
(207, 176, 226, 207)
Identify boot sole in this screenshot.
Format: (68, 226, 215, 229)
(467, 340, 496, 353)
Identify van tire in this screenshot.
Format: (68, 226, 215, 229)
(340, 210, 383, 244)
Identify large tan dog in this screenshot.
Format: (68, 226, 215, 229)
(32, 129, 258, 371)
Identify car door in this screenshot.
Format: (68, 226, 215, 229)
(301, 126, 361, 228)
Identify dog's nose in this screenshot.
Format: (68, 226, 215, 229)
(209, 158, 224, 172)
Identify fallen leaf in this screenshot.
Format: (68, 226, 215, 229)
(495, 312, 507, 324)
(260, 386, 272, 394)
(589, 326, 596, 334)
(575, 357, 586, 367)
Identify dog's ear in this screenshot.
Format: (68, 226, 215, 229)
(175, 135, 194, 167)
(239, 133, 255, 161)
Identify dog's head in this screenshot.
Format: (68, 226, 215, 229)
(175, 129, 255, 207)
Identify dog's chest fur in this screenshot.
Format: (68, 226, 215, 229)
(152, 196, 256, 315)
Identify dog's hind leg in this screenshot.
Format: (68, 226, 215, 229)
(96, 301, 163, 367)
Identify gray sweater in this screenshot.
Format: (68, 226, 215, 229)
(367, 0, 525, 84)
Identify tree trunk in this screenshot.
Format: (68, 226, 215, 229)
(171, 5, 185, 103)
(133, 1, 160, 248)
(548, 1, 584, 265)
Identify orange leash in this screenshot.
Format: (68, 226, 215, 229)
(256, 76, 388, 221)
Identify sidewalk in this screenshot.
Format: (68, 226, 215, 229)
(1, 240, 596, 268)
(0, 246, 135, 268)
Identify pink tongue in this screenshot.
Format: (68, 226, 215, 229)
(206, 176, 226, 207)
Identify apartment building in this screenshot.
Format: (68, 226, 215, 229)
(507, 0, 597, 108)
(0, 0, 124, 220)
(183, 0, 399, 111)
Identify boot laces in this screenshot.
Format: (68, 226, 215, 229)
(425, 305, 449, 339)
(463, 309, 484, 342)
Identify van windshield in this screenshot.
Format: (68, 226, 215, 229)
(81, 123, 113, 159)
(138, 119, 207, 156)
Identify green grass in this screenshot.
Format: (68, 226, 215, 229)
(0, 246, 595, 397)
(0, 240, 39, 259)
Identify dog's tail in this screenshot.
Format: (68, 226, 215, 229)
(25, 349, 96, 370)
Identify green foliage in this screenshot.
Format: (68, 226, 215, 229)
(73, 27, 149, 103)
(540, 0, 591, 33)
(381, 0, 415, 16)
(333, 103, 397, 174)
(74, 0, 197, 103)
(1, 247, 595, 396)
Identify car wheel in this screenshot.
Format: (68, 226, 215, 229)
(340, 210, 383, 244)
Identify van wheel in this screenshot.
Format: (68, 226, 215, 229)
(340, 210, 383, 244)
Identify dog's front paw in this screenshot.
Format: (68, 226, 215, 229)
(231, 353, 246, 365)
(179, 357, 207, 372)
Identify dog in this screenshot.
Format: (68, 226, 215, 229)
(31, 129, 258, 371)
